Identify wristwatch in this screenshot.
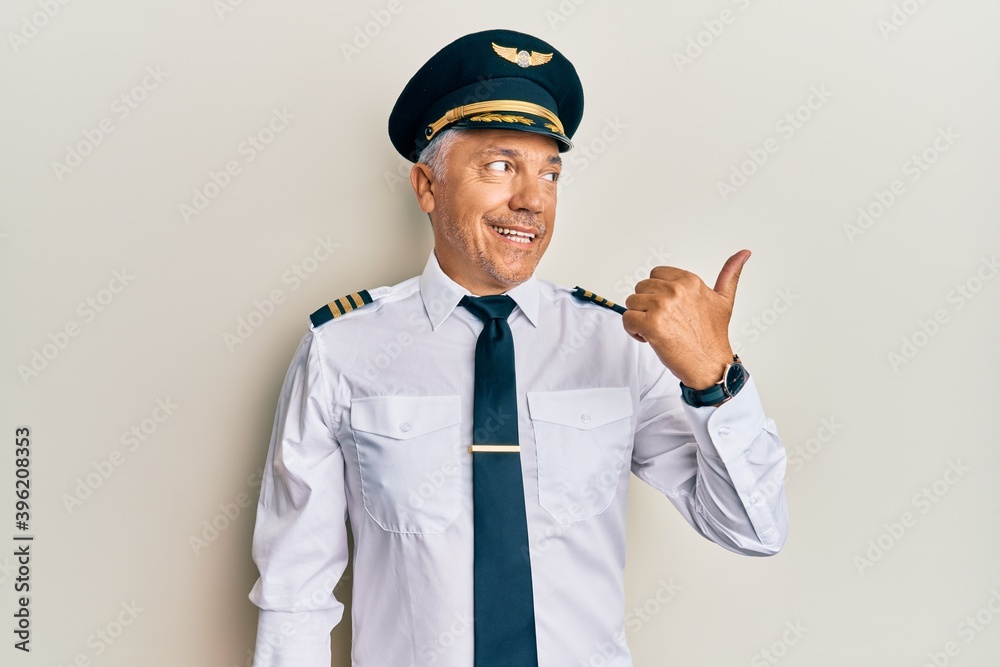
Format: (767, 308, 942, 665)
(679, 355, 748, 407)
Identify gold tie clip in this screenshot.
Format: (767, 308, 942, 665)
(468, 444, 521, 453)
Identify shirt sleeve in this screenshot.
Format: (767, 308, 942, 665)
(248, 330, 350, 666)
(630, 343, 788, 556)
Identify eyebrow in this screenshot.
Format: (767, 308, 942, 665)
(477, 145, 563, 166)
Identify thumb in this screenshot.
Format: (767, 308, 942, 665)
(713, 249, 751, 303)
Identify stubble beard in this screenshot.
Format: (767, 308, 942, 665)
(439, 208, 547, 288)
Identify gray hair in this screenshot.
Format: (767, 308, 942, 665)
(416, 128, 469, 180)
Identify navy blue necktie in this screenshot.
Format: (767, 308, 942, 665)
(459, 294, 538, 667)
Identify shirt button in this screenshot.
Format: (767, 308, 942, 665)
(749, 495, 759, 506)
(580, 413, 591, 424)
(399, 421, 411, 433)
(717, 425, 731, 437)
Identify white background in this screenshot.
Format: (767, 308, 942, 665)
(2, 0, 999, 665)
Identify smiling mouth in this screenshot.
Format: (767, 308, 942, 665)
(489, 224, 536, 245)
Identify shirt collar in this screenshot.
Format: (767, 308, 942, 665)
(419, 248, 540, 330)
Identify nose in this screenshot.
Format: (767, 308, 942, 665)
(508, 171, 544, 215)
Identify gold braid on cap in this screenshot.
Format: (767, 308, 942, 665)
(424, 100, 565, 142)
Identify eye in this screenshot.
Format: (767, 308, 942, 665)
(542, 172, 559, 182)
(486, 160, 510, 172)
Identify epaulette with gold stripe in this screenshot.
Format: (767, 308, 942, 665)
(310, 290, 374, 327)
(570, 286, 627, 314)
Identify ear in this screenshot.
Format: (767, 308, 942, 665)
(410, 163, 436, 214)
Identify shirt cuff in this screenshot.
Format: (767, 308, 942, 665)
(679, 373, 767, 463)
(251, 608, 340, 667)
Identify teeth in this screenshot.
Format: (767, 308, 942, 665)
(490, 225, 535, 244)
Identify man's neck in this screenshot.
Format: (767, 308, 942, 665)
(434, 247, 521, 296)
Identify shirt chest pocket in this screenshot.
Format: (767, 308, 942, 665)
(350, 395, 463, 534)
(527, 387, 634, 524)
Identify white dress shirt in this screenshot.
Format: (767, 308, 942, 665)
(248, 248, 788, 666)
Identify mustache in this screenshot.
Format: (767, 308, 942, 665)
(483, 212, 545, 234)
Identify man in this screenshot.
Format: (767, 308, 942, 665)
(248, 28, 788, 667)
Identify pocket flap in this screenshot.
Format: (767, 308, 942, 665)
(527, 387, 633, 430)
(351, 395, 461, 440)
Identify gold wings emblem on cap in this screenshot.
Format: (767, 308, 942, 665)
(492, 42, 554, 68)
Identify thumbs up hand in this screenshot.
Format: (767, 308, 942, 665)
(622, 250, 750, 389)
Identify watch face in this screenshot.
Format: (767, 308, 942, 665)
(724, 363, 747, 395)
